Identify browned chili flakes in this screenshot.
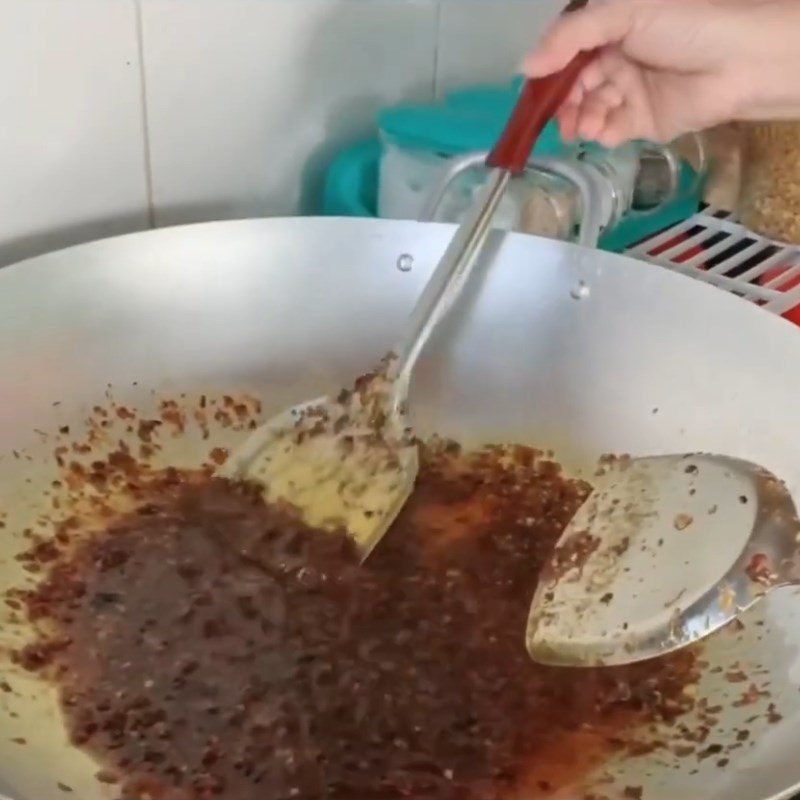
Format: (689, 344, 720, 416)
(11, 445, 699, 800)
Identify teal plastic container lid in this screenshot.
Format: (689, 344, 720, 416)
(378, 78, 564, 159)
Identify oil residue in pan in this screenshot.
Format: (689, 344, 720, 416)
(0, 394, 751, 800)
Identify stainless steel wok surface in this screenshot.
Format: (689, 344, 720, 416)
(1, 217, 800, 800)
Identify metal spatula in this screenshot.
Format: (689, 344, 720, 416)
(220, 20, 595, 560)
(526, 453, 800, 667)
(217, 173, 505, 559)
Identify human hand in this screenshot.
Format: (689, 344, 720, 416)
(522, 0, 800, 147)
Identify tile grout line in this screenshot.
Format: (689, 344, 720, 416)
(431, 0, 443, 99)
(134, 0, 156, 229)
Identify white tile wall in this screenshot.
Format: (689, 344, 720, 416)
(0, 0, 149, 266)
(435, 0, 560, 95)
(141, 0, 438, 226)
(0, 0, 560, 266)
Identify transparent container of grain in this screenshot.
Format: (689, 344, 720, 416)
(740, 121, 800, 243)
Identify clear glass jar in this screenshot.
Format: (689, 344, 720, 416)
(451, 166, 581, 240)
(421, 137, 702, 248)
(739, 121, 800, 244)
(683, 124, 741, 210)
(475, 141, 662, 239)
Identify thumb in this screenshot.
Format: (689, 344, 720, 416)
(522, 1, 636, 77)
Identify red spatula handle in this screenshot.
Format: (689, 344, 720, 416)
(486, 48, 596, 174)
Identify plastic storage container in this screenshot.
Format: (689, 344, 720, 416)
(321, 81, 706, 253)
(376, 83, 566, 222)
(423, 138, 705, 250)
(409, 149, 583, 241)
(739, 121, 800, 244)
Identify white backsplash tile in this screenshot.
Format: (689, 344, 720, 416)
(140, 0, 438, 225)
(436, 0, 562, 95)
(0, 0, 149, 267)
(0, 0, 566, 263)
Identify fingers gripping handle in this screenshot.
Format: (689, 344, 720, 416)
(487, 0, 595, 175)
(486, 49, 596, 174)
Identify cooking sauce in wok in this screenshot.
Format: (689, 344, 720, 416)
(12, 442, 699, 800)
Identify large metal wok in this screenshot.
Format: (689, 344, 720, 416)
(1, 216, 800, 800)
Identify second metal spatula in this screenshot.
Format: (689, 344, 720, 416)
(527, 453, 800, 667)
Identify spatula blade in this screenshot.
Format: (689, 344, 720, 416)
(220, 396, 418, 560)
(526, 454, 798, 667)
